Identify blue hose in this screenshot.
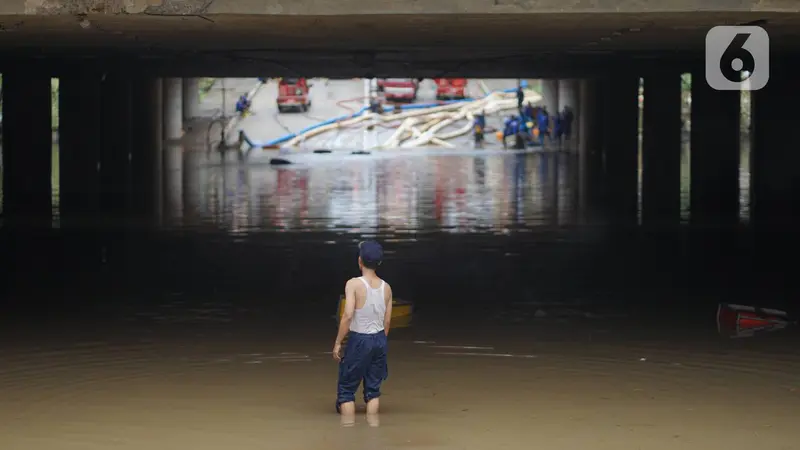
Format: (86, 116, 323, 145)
(260, 86, 522, 148)
(260, 106, 369, 147)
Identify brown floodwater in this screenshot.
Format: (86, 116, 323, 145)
(1, 146, 797, 449)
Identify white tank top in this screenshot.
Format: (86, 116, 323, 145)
(350, 277, 387, 334)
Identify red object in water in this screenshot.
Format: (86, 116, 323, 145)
(434, 78, 467, 100)
(277, 78, 311, 112)
(716, 303, 793, 338)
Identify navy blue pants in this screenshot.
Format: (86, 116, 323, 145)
(336, 331, 388, 410)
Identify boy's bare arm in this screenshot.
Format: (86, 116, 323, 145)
(383, 283, 393, 336)
(335, 279, 358, 347)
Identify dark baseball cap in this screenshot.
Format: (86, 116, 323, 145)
(358, 240, 383, 265)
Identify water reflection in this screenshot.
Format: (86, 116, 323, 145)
(2, 141, 752, 231)
(180, 151, 578, 234)
(366, 414, 380, 428)
(340, 414, 356, 428)
(163, 144, 183, 227)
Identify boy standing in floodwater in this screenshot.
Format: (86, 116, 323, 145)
(333, 240, 393, 419)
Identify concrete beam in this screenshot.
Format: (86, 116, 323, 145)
(0, 53, 705, 79)
(12, 0, 800, 15)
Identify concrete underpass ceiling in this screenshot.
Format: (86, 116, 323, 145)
(1, 12, 799, 76)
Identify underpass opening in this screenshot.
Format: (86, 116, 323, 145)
(0, 9, 799, 448)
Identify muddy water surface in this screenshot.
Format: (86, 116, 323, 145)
(1, 148, 797, 449)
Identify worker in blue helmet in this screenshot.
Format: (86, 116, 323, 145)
(502, 115, 525, 150)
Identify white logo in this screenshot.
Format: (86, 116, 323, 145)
(705, 26, 769, 91)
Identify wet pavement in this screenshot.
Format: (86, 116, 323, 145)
(0, 81, 798, 450)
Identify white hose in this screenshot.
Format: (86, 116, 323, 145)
(284, 87, 542, 149)
(410, 126, 454, 148)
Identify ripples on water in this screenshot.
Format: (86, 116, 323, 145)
(2, 142, 797, 450)
(2, 85, 796, 450)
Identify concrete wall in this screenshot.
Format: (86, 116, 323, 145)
(12, 0, 799, 15)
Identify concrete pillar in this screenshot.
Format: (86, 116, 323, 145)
(98, 71, 133, 222)
(641, 71, 682, 226)
(182, 78, 201, 121)
(59, 70, 103, 226)
(602, 74, 640, 225)
(1, 70, 52, 226)
(163, 144, 184, 226)
(690, 68, 740, 228)
(578, 80, 594, 158)
(163, 78, 183, 142)
(130, 77, 163, 226)
(541, 79, 559, 116)
(558, 79, 579, 148)
(558, 79, 579, 112)
(578, 79, 598, 222)
(183, 150, 203, 226)
(548, 153, 560, 226)
(750, 65, 800, 229)
(593, 78, 608, 165)
(221, 156, 239, 226)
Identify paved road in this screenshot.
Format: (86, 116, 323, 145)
(183, 78, 262, 150)
(234, 78, 522, 149)
(196, 78, 262, 118)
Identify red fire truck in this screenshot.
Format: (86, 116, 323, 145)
(277, 78, 312, 113)
(434, 78, 467, 100)
(377, 78, 419, 102)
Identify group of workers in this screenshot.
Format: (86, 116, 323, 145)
(497, 101, 574, 150)
(504, 103, 574, 149)
(471, 103, 574, 150)
(470, 85, 575, 150)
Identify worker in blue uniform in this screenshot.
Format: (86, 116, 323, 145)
(552, 112, 564, 148)
(369, 96, 384, 114)
(536, 107, 550, 146)
(473, 111, 487, 146)
(235, 94, 251, 116)
(502, 115, 525, 150)
(522, 102, 535, 123)
(561, 106, 574, 142)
